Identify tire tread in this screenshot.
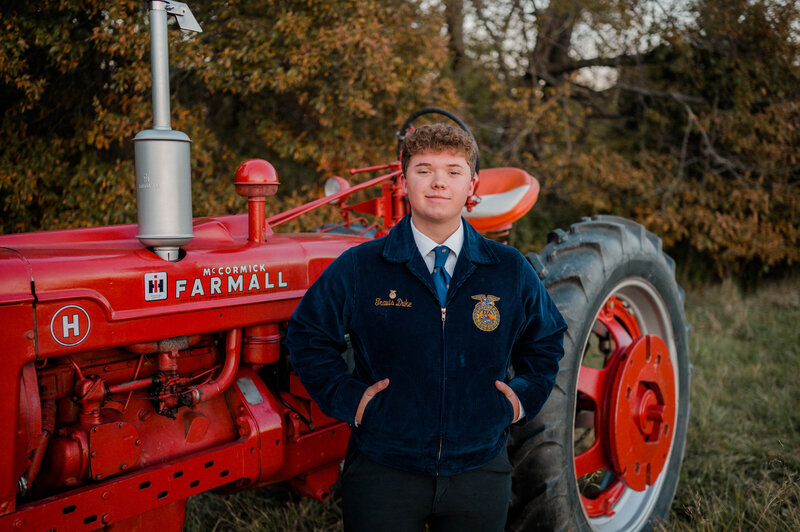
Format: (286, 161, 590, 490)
(508, 216, 690, 532)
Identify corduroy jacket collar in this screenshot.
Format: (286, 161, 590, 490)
(382, 215, 500, 304)
(382, 215, 499, 267)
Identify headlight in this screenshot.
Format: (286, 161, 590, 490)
(324, 176, 351, 204)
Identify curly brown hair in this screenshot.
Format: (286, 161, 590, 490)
(400, 124, 478, 177)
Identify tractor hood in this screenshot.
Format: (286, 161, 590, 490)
(0, 248, 34, 305)
(0, 214, 365, 357)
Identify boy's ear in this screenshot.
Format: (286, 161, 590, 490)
(468, 174, 477, 196)
(399, 173, 408, 194)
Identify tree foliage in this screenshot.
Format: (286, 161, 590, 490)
(1, 0, 798, 275)
(621, 0, 800, 273)
(0, 0, 455, 233)
(448, 0, 799, 275)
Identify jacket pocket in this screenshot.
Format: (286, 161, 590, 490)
(449, 381, 514, 449)
(358, 383, 431, 451)
(359, 390, 385, 429)
(497, 388, 514, 425)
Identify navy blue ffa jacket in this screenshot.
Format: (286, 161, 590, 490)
(287, 215, 566, 476)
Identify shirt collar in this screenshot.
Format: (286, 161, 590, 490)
(410, 218, 465, 259)
(382, 214, 499, 268)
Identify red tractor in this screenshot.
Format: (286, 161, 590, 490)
(0, 2, 690, 531)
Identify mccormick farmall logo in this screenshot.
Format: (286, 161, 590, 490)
(144, 264, 288, 302)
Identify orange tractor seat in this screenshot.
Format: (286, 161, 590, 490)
(463, 167, 540, 234)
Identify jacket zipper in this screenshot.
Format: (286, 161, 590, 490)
(436, 306, 446, 476)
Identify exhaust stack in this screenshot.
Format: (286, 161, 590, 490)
(134, 1, 202, 261)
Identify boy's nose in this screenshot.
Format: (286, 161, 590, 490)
(431, 172, 446, 187)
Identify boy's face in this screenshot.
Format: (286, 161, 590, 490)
(402, 150, 476, 232)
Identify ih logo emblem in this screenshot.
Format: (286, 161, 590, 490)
(50, 305, 91, 347)
(145, 272, 167, 301)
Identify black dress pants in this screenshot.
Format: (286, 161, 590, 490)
(341, 447, 513, 532)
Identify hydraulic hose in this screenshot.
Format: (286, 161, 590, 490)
(181, 328, 241, 406)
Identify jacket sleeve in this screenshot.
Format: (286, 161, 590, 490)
(507, 258, 567, 424)
(287, 249, 368, 424)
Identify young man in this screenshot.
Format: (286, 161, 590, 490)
(287, 124, 567, 532)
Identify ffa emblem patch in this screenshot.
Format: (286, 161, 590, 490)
(471, 294, 501, 331)
(389, 290, 397, 299)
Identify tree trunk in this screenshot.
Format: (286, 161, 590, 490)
(445, 0, 466, 75)
(529, 0, 581, 86)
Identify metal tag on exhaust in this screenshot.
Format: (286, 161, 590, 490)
(164, 1, 202, 33)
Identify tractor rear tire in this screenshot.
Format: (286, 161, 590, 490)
(508, 215, 691, 531)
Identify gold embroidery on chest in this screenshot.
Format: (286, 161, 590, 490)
(471, 294, 500, 331)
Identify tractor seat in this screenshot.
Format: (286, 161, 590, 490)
(463, 167, 540, 234)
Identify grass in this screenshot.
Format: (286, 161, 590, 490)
(664, 277, 800, 531)
(186, 276, 800, 531)
(185, 487, 341, 531)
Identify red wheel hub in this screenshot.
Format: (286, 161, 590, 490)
(574, 296, 676, 517)
(607, 335, 675, 492)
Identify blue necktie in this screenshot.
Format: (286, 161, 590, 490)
(432, 246, 451, 307)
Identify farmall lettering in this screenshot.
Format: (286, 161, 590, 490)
(147, 264, 289, 302)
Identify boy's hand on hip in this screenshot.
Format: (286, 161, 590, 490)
(355, 378, 390, 425)
(495, 380, 520, 423)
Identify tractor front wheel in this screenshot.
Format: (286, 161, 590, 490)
(508, 215, 691, 531)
